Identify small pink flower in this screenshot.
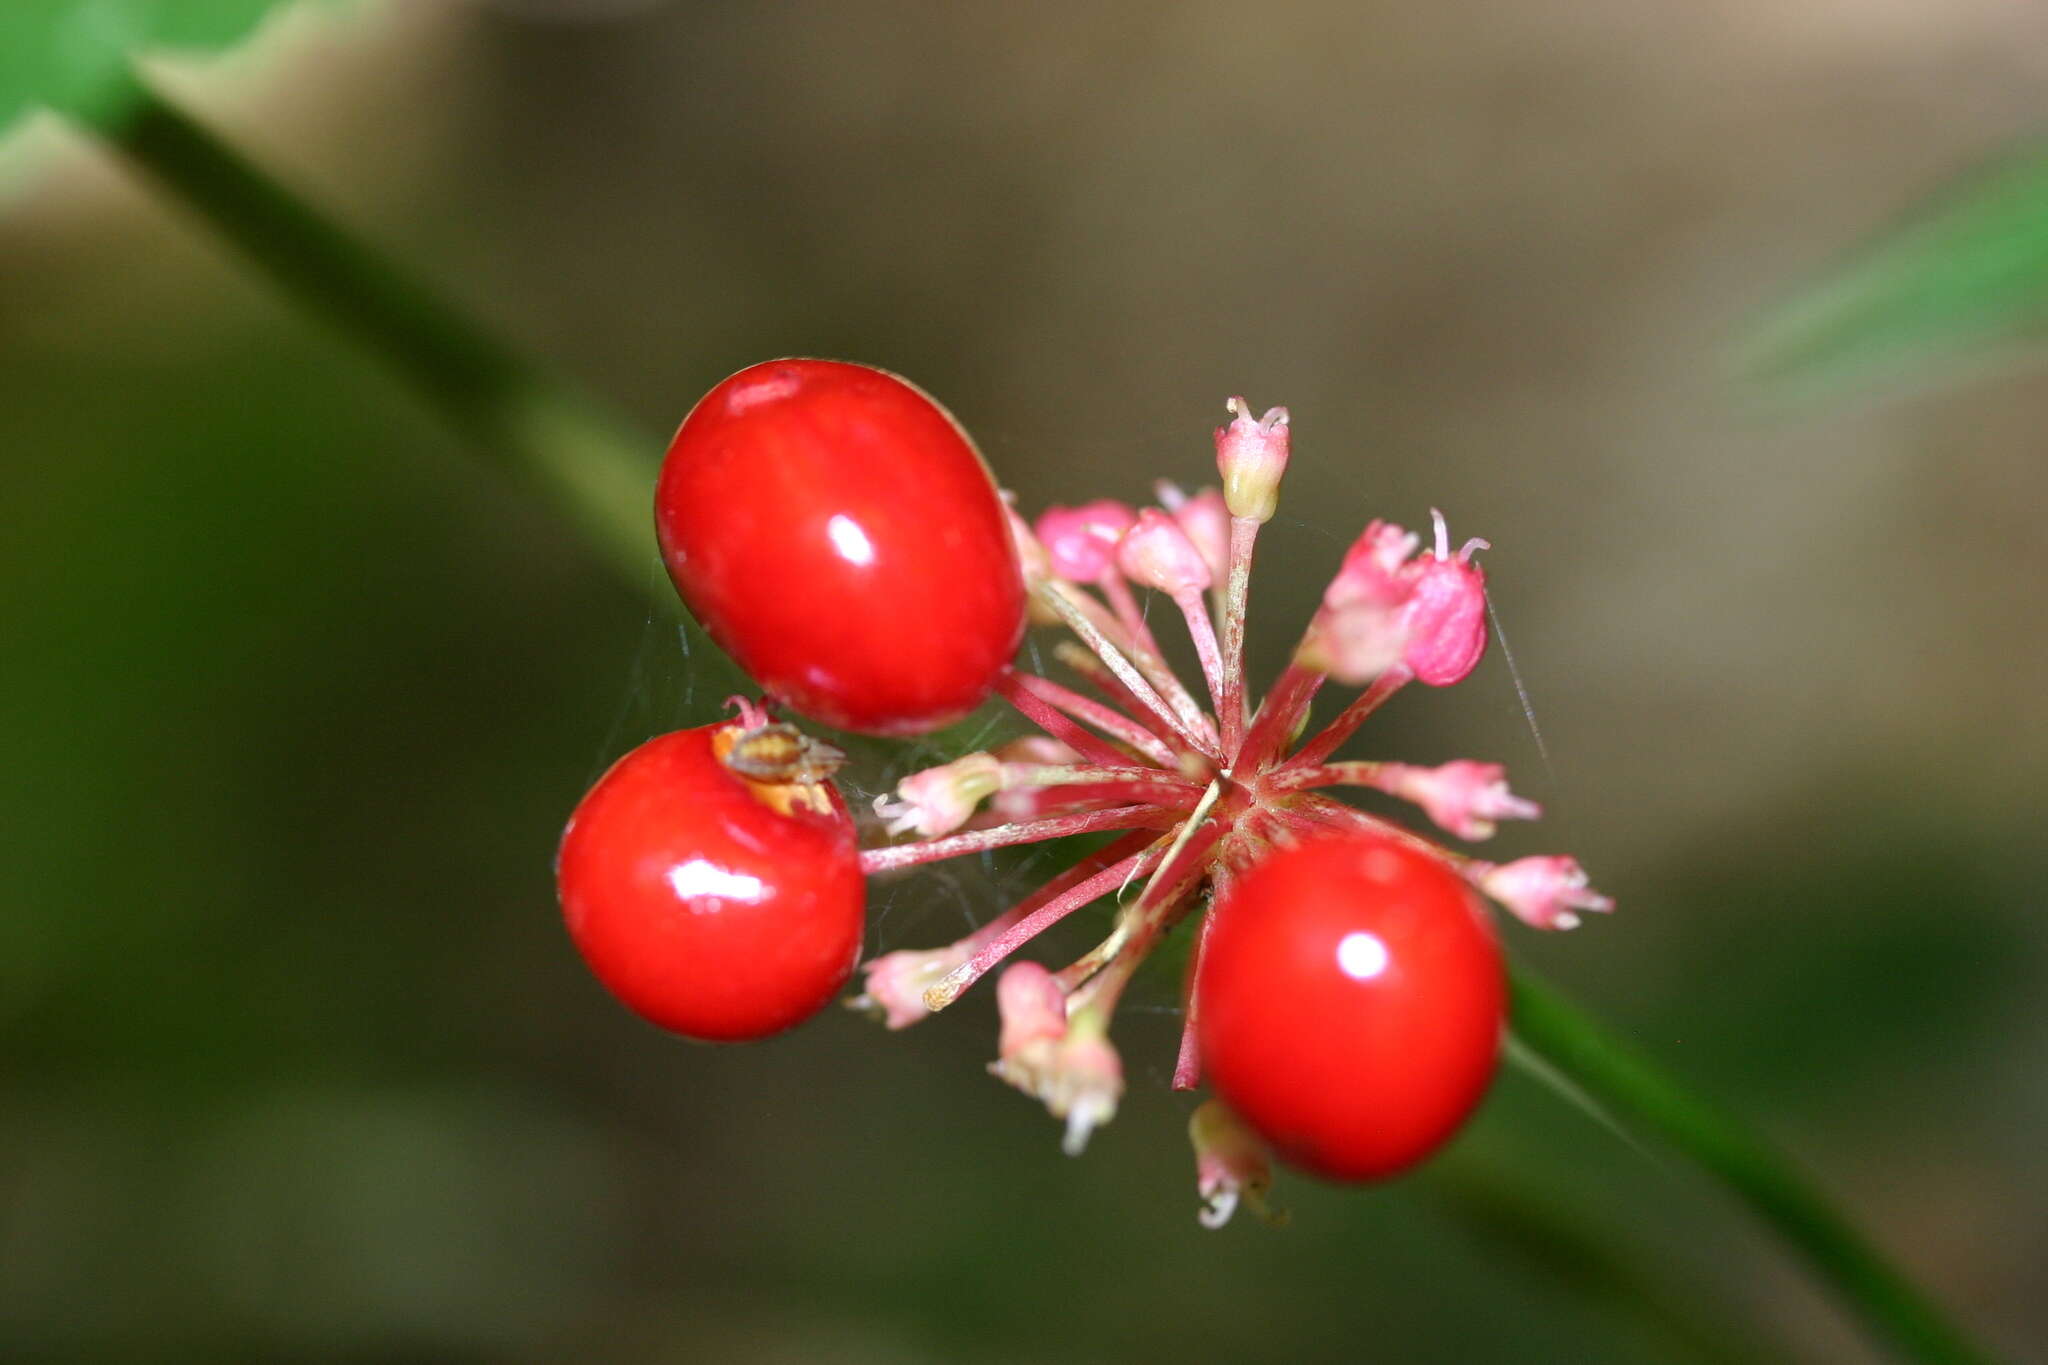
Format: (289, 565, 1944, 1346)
(1323, 520, 1420, 611)
(1002, 496, 1066, 629)
(989, 975, 1124, 1155)
(1476, 856, 1614, 930)
(854, 944, 972, 1029)
(1298, 598, 1407, 684)
(1035, 499, 1138, 582)
(1118, 507, 1213, 597)
(1045, 1030, 1123, 1156)
(1215, 397, 1291, 523)
(994, 960, 1069, 1060)
(1189, 1098, 1285, 1229)
(1298, 520, 1426, 683)
(1397, 510, 1489, 687)
(1156, 482, 1230, 584)
(1003, 498, 1054, 588)
(1380, 760, 1540, 840)
(874, 752, 1003, 838)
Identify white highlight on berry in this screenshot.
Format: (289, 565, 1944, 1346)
(1336, 930, 1391, 981)
(666, 858, 768, 904)
(826, 513, 876, 566)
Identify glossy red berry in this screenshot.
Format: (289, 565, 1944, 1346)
(1195, 833, 1504, 1180)
(556, 722, 865, 1042)
(655, 359, 1027, 736)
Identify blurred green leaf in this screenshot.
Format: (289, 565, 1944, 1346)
(1744, 145, 2048, 393)
(0, 0, 335, 136)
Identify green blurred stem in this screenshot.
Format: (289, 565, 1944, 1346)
(75, 73, 1999, 1365)
(1426, 1155, 1782, 1365)
(85, 66, 659, 588)
(1508, 965, 1997, 1365)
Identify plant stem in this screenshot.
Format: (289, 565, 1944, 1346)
(858, 804, 1178, 875)
(86, 67, 659, 590)
(1217, 515, 1258, 760)
(925, 845, 1163, 1011)
(1235, 659, 1322, 774)
(1424, 1153, 1784, 1365)
(1003, 671, 1178, 767)
(1042, 581, 1211, 755)
(76, 74, 2002, 1365)
(1285, 666, 1408, 770)
(1508, 964, 1999, 1365)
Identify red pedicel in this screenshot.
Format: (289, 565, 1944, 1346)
(1196, 833, 1505, 1181)
(556, 722, 864, 1042)
(656, 359, 1026, 735)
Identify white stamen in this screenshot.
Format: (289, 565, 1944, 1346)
(1199, 1189, 1239, 1230)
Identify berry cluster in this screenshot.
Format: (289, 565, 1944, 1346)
(556, 358, 1611, 1223)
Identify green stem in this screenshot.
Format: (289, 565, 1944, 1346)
(1508, 964, 1998, 1365)
(1426, 1154, 1783, 1365)
(70, 73, 2001, 1365)
(85, 66, 659, 589)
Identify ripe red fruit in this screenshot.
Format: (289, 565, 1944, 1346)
(556, 723, 864, 1042)
(656, 359, 1027, 736)
(1195, 833, 1504, 1180)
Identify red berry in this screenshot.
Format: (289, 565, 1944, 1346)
(1195, 833, 1504, 1180)
(656, 359, 1027, 736)
(556, 723, 865, 1042)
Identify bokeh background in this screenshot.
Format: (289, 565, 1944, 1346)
(5, 2, 2046, 1361)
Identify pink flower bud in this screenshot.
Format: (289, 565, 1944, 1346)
(1189, 1099, 1284, 1229)
(1156, 481, 1231, 583)
(1002, 497, 1053, 587)
(990, 1007, 1124, 1155)
(1477, 855, 1614, 930)
(1379, 760, 1540, 840)
(1396, 510, 1489, 687)
(854, 944, 971, 1029)
(1297, 599, 1407, 684)
(1323, 520, 1420, 611)
(1003, 496, 1064, 627)
(1047, 1030, 1123, 1156)
(995, 961, 1068, 1059)
(873, 752, 1003, 838)
(1117, 508, 1212, 597)
(1214, 397, 1291, 523)
(1034, 499, 1138, 581)
(1299, 519, 1426, 683)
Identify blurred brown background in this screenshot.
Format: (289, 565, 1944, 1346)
(3, 2, 2045, 1360)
